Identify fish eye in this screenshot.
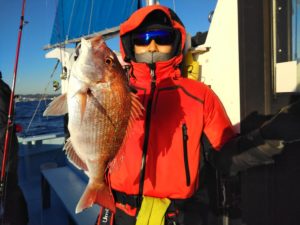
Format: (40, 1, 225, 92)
(105, 57, 114, 65)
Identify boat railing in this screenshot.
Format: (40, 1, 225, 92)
(17, 132, 66, 157)
(18, 132, 65, 145)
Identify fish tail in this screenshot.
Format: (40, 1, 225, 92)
(96, 184, 116, 213)
(75, 183, 115, 214)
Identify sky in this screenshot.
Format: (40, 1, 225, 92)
(0, 0, 217, 94)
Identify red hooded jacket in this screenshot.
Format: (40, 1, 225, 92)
(109, 5, 235, 200)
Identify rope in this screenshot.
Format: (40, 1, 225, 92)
(67, 0, 76, 41)
(88, 0, 95, 34)
(172, 0, 176, 12)
(29, 0, 78, 136)
(24, 60, 60, 135)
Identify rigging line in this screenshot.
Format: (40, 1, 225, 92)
(25, 60, 60, 135)
(88, 0, 95, 34)
(58, 37, 67, 78)
(69, 42, 81, 75)
(132, 0, 139, 11)
(172, 0, 176, 12)
(67, 0, 76, 41)
(57, 0, 69, 70)
(55, 0, 64, 44)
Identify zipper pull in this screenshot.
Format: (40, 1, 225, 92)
(149, 63, 156, 88)
(150, 69, 156, 90)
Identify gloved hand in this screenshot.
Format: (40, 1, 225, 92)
(260, 100, 300, 142)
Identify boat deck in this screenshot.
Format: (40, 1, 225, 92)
(17, 133, 64, 225)
(17, 133, 100, 225)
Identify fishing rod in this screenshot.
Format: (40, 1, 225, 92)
(0, 0, 27, 195)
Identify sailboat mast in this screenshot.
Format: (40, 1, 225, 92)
(147, 0, 158, 6)
(0, 0, 27, 188)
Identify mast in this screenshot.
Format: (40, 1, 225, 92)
(147, 0, 157, 5)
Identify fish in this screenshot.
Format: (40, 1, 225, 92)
(43, 35, 143, 213)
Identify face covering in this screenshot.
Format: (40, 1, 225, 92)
(134, 52, 172, 64)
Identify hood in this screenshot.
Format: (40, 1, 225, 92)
(119, 5, 186, 65)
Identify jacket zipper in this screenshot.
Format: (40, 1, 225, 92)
(138, 65, 156, 203)
(182, 123, 191, 186)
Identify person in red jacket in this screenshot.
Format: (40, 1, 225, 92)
(96, 5, 300, 225)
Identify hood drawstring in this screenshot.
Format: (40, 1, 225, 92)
(127, 65, 137, 84)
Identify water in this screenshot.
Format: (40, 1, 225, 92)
(15, 100, 64, 137)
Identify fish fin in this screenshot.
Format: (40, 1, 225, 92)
(79, 93, 87, 122)
(129, 92, 144, 120)
(75, 182, 97, 213)
(110, 93, 144, 171)
(64, 138, 88, 171)
(124, 92, 144, 132)
(43, 94, 68, 116)
(95, 184, 116, 213)
(75, 182, 115, 214)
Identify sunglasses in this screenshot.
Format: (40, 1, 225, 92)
(133, 29, 175, 46)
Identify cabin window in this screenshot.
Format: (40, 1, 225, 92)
(274, 0, 300, 92)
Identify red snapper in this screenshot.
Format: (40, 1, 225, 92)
(43, 35, 143, 213)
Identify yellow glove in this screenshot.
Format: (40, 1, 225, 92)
(136, 196, 171, 225)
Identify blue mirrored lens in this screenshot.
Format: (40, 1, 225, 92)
(133, 30, 174, 46)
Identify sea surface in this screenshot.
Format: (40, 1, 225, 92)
(15, 100, 64, 137)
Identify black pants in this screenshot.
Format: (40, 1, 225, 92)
(114, 207, 136, 225)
